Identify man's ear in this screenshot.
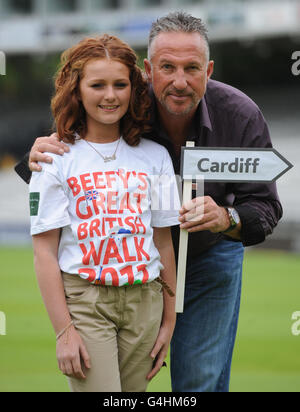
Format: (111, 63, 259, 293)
(144, 59, 152, 83)
(207, 60, 214, 80)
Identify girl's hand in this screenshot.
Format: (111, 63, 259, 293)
(56, 326, 91, 380)
(147, 320, 176, 381)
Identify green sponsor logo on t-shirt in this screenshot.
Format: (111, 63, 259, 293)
(29, 192, 40, 216)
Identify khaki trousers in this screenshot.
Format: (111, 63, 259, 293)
(62, 273, 164, 392)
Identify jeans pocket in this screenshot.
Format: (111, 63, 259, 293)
(150, 280, 163, 295)
(63, 273, 93, 304)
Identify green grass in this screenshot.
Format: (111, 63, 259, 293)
(0, 247, 300, 392)
(230, 250, 300, 392)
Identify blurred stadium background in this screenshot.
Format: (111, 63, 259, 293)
(0, 0, 300, 392)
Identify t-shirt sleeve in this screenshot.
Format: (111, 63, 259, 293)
(29, 169, 71, 235)
(150, 148, 180, 228)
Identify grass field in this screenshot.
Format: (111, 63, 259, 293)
(0, 247, 300, 392)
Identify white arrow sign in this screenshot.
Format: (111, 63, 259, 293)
(176, 145, 293, 313)
(181, 147, 293, 183)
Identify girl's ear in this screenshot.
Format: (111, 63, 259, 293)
(75, 71, 82, 101)
(76, 87, 82, 102)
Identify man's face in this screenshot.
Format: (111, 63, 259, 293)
(144, 32, 214, 118)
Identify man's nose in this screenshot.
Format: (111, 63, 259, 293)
(173, 69, 188, 90)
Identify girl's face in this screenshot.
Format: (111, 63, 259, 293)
(79, 58, 131, 134)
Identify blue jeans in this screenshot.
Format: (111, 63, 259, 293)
(171, 239, 244, 392)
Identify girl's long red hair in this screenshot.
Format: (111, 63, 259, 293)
(51, 35, 151, 145)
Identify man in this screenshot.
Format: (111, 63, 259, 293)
(15, 12, 282, 392)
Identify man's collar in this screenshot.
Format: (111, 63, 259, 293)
(199, 93, 213, 132)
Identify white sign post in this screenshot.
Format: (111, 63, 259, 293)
(175, 142, 194, 313)
(175, 146, 293, 313)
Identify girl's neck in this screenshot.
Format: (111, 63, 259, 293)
(84, 121, 121, 144)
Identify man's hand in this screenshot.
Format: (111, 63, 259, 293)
(179, 196, 238, 235)
(29, 133, 70, 172)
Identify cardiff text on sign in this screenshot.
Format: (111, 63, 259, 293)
(181, 147, 293, 183)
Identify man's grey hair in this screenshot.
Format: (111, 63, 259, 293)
(148, 11, 210, 62)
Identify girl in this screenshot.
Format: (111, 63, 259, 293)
(29, 35, 179, 392)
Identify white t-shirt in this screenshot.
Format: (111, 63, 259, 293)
(29, 137, 180, 286)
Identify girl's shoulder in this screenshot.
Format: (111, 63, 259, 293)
(136, 137, 170, 157)
(36, 141, 79, 175)
(126, 138, 173, 174)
